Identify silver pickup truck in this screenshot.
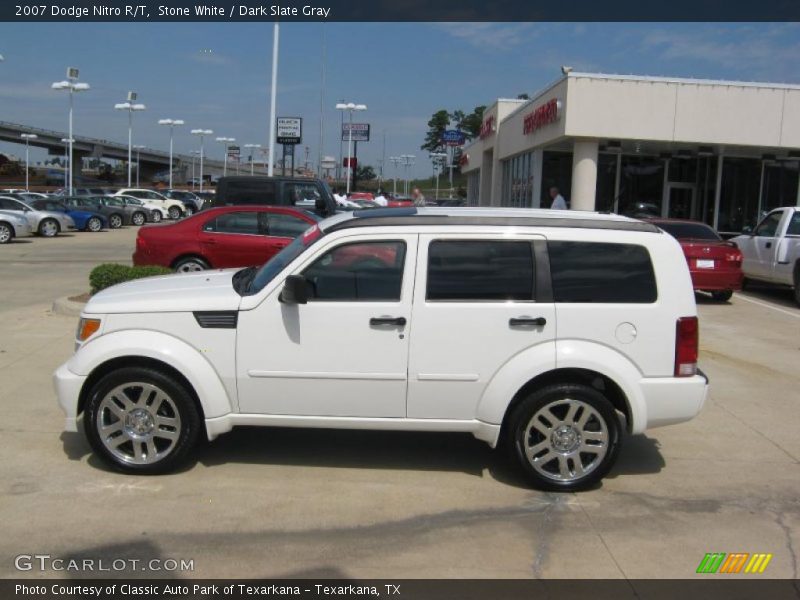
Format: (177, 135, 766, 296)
(731, 207, 800, 306)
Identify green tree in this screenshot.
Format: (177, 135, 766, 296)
(356, 164, 376, 181)
(457, 105, 486, 140)
(421, 109, 451, 153)
(517, 93, 530, 100)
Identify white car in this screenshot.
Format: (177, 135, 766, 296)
(113, 189, 186, 220)
(54, 207, 708, 490)
(0, 195, 75, 237)
(0, 210, 33, 243)
(731, 206, 800, 306)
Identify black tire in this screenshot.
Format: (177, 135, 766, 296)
(173, 256, 210, 273)
(131, 211, 146, 226)
(84, 366, 201, 474)
(168, 206, 183, 220)
(38, 218, 60, 237)
(150, 211, 163, 223)
(711, 290, 733, 302)
(0, 222, 13, 244)
(506, 383, 621, 491)
(86, 216, 103, 232)
(108, 213, 123, 229)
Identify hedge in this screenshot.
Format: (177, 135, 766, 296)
(90, 264, 173, 294)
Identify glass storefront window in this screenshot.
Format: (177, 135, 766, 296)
(501, 151, 536, 207)
(762, 161, 799, 213)
(541, 151, 573, 208)
(718, 158, 761, 233)
(617, 156, 664, 218)
(596, 154, 617, 212)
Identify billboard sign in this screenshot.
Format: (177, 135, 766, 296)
(277, 117, 302, 144)
(441, 130, 466, 146)
(342, 123, 370, 142)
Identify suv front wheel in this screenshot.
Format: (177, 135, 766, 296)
(84, 367, 201, 474)
(507, 383, 621, 491)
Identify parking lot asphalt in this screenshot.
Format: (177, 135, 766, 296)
(0, 229, 798, 580)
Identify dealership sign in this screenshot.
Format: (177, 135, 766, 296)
(523, 99, 562, 135)
(441, 129, 466, 146)
(342, 123, 370, 142)
(276, 117, 302, 144)
(479, 115, 495, 139)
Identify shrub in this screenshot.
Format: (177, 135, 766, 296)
(90, 264, 173, 294)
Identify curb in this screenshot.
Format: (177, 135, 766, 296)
(52, 296, 86, 317)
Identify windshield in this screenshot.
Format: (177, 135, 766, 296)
(246, 224, 325, 295)
(657, 222, 720, 241)
(167, 191, 195, 200)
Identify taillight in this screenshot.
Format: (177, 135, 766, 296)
(136, 234, 147, 252)
(675, 317, 699, 377)
(725, 251, 742, 262)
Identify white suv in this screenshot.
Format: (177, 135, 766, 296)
(113, 189, 185, 220)
(54, 208, 708, 490)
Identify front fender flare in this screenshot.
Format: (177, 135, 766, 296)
(68, 329, 234, 419)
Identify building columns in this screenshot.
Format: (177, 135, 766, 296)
(571, 139, 599, 211)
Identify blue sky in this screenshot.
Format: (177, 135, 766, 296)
(1, 22, 799, 178)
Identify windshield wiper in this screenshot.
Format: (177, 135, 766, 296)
(232, 266, 258, 295)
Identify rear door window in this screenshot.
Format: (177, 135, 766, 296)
(548, 241, 657, 303)
(204, 211, 262, 235)
(268, 213, 312, 238)
(426, 240, 535, 301)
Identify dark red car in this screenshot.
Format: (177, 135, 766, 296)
(647, 218, 743, 301)
(133, 206, 318, 272)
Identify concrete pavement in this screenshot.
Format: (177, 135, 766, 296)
(0, 229, 798, 580)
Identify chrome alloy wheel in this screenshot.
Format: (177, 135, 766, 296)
(176, 260, 207, 273)
(87, 217, 102, 232)
(96, 382, 182, 465)
(0, 224, 11, 243)
(524, 398, 609, 483)
(40, 219, 59, 237)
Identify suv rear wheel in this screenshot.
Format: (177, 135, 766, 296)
(507, 383, 621, 491)
(168, 206, 183, 220)
(84, 367, 201, 474)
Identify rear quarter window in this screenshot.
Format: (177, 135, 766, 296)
(547, 241, 657, 303)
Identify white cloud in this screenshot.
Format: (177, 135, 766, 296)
(434, 23, 541, 50)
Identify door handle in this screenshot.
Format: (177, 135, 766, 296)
(202, 239, 217, 244)
(765, 242, 772, 249)
(509, 317, 547, 327)
(370, 316, 406, 327)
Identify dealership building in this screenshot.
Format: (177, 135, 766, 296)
(461, 72, 800, 234)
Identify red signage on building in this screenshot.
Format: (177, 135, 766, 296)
(523, 98, 562, 135)
(479, 115, 495, 139)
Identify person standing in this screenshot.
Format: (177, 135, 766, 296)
(373, 189, 389, 207)
(549, 186, 567, 210)
(412, 187, 426, 207)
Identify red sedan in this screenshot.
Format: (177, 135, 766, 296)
(647, 218, 743, 301)
(133, 206, 318, 272)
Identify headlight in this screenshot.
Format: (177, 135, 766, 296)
(76, 318, 102, 342)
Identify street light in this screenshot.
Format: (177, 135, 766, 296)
(400, 154, 415, 196)
(215, 137, 235, 177)
(429, 152, 447, 202)
(52, 68, 90, 195)
(133, 145, 145, 187)
(20, 134, 38, 191)
(60, 138, 73, 189)
(114, 92, 146, 188)
(335, 102, 367, 194)
(158, 118, 184, 189)
(191, 129, 213, 192)
(244, 144, 262, 176)
(190, 150, 201, 189)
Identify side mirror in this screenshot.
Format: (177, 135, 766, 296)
(315, 196, 330, 216)
(279, 274, 308, 304)
(742, 225, 753, 235)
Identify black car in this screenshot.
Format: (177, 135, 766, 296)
(211, 176, 337, 217)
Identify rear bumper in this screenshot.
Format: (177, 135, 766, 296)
(690, 268, 743, 291)
(53, 362, 86, 432)
(639, 370, 709, 430)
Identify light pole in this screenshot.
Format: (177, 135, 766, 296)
(244, 144, 262, 175)
(190, 150, 200, 189)
(430, 152, 447, 202)
(335, 102, 367, 194)
(132, 145, 145, 187)
(191, 129, 213, 192)
(20, 133, 37, 191)
(268, 23, 279, 177)
(51, 68, 90, 195)
(158, 118, 184, 189)
(400, 154, 415, 196)
(114, 92, 146, 188)
(60, 138, 72, 189)
(216, 137, 235, 177)
(389, 156, 401, 195)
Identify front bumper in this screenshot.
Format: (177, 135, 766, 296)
(53, 362, 87, 432)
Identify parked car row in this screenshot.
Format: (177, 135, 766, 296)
(0, 188, 212, 244)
